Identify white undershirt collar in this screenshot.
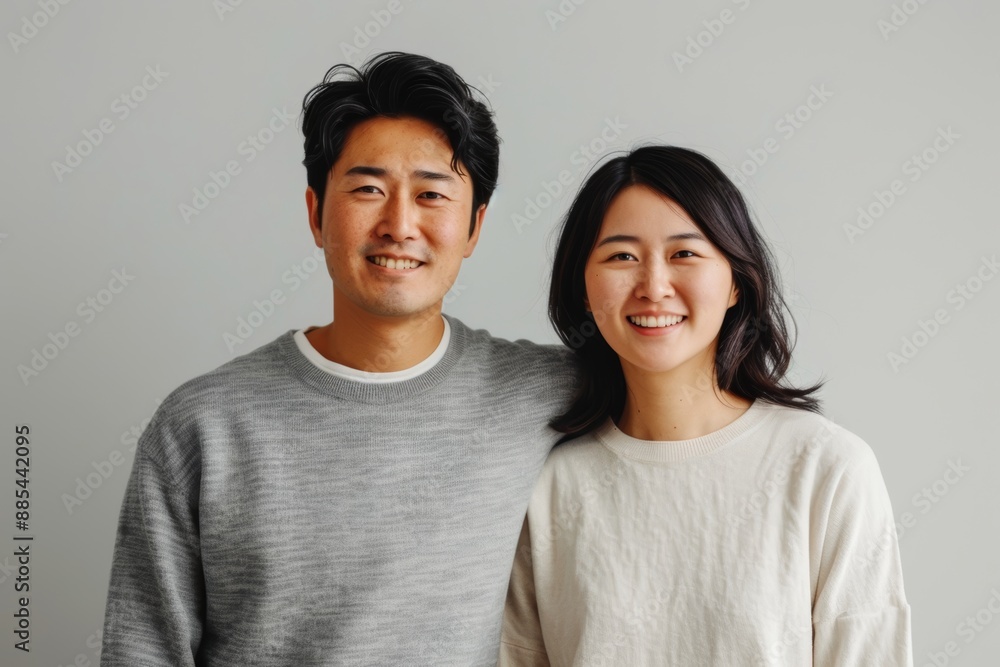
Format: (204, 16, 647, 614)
(293, 318, 451, 383)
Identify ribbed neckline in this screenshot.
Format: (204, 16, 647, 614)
(275, 314, 469, 404)
(293, 318, 451, 383)
(595, 400, 774, 464)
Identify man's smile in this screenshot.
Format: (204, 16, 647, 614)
(366, 255, 424, 270)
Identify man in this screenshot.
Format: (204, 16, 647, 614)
(101, 52, 579, 665)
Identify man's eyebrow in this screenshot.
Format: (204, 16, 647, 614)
(342, 166, 456, 182)
(344, 165, 386, 177)
(413, 169, 455, 182)
(594, 231, 707, 247)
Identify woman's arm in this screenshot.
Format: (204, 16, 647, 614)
(811, 439, 913, 666)
(498, 516, 551, 667)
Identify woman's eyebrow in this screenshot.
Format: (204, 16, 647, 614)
(667, 231, 708, 242)
(594, 234, 639, 248)
(595, 231, 707, 248)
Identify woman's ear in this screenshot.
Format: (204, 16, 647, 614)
(728, 285, 740, 308)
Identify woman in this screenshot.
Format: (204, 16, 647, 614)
(499, 146, 911, 666)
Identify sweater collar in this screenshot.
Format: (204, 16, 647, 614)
(595, 400, 773, 464)
(276, 314, 469, 403)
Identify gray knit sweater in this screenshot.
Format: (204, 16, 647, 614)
(100, 316, 580, 666)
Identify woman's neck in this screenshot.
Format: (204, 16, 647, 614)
(616, 362, 752, 441)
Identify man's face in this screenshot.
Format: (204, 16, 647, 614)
(307, 115, 484, 324)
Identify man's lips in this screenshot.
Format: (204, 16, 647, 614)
(367, 255, 424, 270)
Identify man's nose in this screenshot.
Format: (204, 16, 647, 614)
(376, 194, 420, 242)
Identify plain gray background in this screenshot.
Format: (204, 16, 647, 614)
(3, 0, 999, 664)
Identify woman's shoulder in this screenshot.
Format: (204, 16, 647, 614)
(529, 425, 633, 516)
(756, 401, 882, 476)
(545, 425, 612, 466)
(535, 423, 621, 483)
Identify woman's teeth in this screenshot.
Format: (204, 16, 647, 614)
(628, 315, 685, 328)
(369, 256, 421, 270)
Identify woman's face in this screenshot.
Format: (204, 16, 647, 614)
(583, 185, 739, 380)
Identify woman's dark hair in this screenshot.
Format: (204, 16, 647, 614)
(301, 51, 500, 235)
(549, 145, 823, 437)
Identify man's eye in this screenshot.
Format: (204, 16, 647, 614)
(419, 192, 445, 200)
(354, 185, 381, 194)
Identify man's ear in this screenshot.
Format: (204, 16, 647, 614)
(464, 204, 487, 258)
(306, 187, 323, 247)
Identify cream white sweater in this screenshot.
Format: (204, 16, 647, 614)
(500, 400, 912, 666)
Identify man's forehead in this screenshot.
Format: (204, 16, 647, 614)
(333, 117, 468, 181)
(346, 117, 451, 154)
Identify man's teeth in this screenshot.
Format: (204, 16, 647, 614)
(370, 256, 421, 270)
(628, 315, 685, 328)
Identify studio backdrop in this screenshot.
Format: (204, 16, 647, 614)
(2, 1, 999, 664)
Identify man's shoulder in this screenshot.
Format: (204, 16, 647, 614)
(447, 315, 579, 379)
(152, 331, 293, 426)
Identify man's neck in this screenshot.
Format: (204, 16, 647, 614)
(305, 307, 446, 373)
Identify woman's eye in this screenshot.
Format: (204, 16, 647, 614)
(673, 250, 696, 258)
(610, 252, 637, 261)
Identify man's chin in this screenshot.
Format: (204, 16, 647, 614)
(358, 299, 443, 322)
(334, 282, 454, 323)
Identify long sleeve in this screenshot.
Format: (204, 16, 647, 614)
(498, 517, 550, 667)
(811, 442, 912, 666)
(101, 417, 205, 666)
